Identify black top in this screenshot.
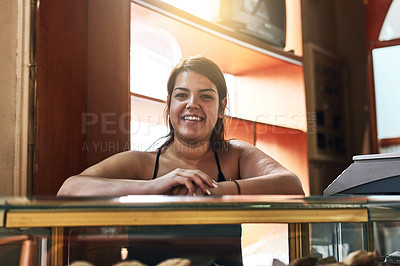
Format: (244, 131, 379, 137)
(152, 148, 227, 182)
(125, 148, 244, 266)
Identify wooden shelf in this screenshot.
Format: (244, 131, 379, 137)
(131, 0, 307, 132)
(132, 0, 302, 75)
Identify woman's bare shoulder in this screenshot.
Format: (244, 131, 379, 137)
(225, 139, 257, 153)
(81, 149, 158, 179)
(116, 149, 157, 159)
(97, 149, 156, 164)
(224, 139, 275, 162)
(225, 140, 290, 178)
(218, 139, 258, 162)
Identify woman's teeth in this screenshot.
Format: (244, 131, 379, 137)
(184, 116, 203, 121)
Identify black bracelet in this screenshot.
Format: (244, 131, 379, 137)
(230, 179, 241, 195)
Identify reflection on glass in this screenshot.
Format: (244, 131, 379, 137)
(130, 22, 182, 100)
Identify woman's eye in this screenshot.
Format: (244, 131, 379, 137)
(175, 93, 187, 98)
(201, 94, 214, 99)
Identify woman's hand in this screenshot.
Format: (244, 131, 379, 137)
(171, 181, 241, 196)
(152, 168, 217, 196)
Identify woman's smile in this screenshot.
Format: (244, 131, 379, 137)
(182, 115, 204, 122)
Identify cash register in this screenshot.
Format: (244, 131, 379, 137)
(324, 153, 400, 195)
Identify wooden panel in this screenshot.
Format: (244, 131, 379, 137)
(35, 0, 131, 195)
(87, 0, 131, 166)
(364, 0, 393, 43)
(381, 137, 400, 147)
(225, 118, 255, 145)
(34, 0, 87, 195)
(255, 124, 309, 196)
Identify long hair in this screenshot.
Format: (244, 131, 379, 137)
(160, 56, 227, 151)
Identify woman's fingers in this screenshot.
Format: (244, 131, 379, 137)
(176, 186, 189, 196)
(194, 186, 205, 196)
(171, 186, 180, 195)
(157, 168, 218, 196)
(194, 170, 218, 188)
(171, 184, 208, 196)
(171, 185, 207, 196)
(174, 169, 214, 195)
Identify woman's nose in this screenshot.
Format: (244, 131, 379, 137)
(186, 95, 200, 109)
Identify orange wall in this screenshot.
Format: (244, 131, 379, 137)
(225, 118, 255, 145)
(235, 64, 306, 132)
(226, 118, 309, 196)
(256, 124, 309, 195)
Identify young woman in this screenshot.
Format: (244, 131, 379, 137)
(58, 56, 304, 266)
(57, 56, 304, 197)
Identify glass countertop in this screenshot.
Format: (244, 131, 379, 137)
(0, 195, 372, 211)
(2, 195, 400, 227)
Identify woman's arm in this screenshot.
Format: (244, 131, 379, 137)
(210, 140, 304, 196)
(57, 175, 159, 196)
(57, 151, 216, 197)
(57, 150, 151, 196)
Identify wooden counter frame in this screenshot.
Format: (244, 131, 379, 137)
(5, 208, 368, 228)
(1, 195, 378, 265)
(5, 207, 368, 265)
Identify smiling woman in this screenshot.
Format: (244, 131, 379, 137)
(58, 55, 304, 197)
(57, 55, 304, 265)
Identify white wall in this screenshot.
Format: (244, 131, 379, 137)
(372, 45, 400, 139)
(0, 0, 30, 196)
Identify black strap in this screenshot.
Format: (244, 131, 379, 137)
(152, 148, 162, 180)
(214, 151, 226, 182)
(153, 149, 226, 182)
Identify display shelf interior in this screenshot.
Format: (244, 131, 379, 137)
(131, 0, 302, 75)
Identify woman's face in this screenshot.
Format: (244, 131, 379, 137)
(169, 71, 225, 145)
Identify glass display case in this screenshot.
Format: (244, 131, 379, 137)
(1, 195, 400, 266)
